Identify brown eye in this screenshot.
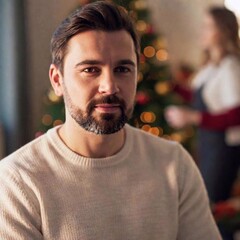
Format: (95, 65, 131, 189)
(115, 66, 131, 73)
(83, 67, 100, 73)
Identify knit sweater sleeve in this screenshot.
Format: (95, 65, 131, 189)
(0, 161, 43, 240)
(176, 145, 221, 240)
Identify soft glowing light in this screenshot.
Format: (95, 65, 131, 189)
(140, 112, 156, 123)
(42, 114, 53, 126)
(155, 82, 171, 95)
(158, 127, 164, 136)
(149, 127, 160, 136)
(156, 49, 168, 61)
(136, 20, 148, 32)
(170, 133, 183, 142)
(134, 0, 147, 10)
(53, 119, 64, 127)
(154, 38, 168, 49)
(141, 124, 151, 131)
(143, 46, 156, 58)
(48, 89, 61, 103)
(225, 0, 240, 18)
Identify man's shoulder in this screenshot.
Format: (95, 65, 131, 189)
(0, 132, 49, 175)
(126, 124, 185, 157)
(127, 124, 178, 146)
(127, 125, 196, 182)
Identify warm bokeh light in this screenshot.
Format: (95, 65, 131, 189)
(141, 124, 151, 131)
(143, 46, 156, 58)
(156, 49, 168, 61)
(48, 89, 61, 103)
(42, 114, 53, 126)
(155, 82, 171, 95)
(134, 0, 147, 10)
(136, 20, 148, 32)
(153, 38, 168, 49)
(140, 112, 156, 123)
(141, 125, 164, 136)
(53, 119, 64, 127)
(148, 127, 160, 136)
(170, 133, 183, 143)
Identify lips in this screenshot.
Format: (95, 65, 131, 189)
(94, 104, 121, 113)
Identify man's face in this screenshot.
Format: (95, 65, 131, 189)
(51, 30, 138, 134)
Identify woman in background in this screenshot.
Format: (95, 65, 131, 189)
(165, 7, 240, 206)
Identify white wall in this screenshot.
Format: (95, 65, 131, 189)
(147, 0, 224, 67)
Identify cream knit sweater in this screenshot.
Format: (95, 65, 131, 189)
(0, 124, 221, 239)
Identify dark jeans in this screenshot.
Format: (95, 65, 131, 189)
(198, 129, 240, 203)
(198, 129, 240, 240)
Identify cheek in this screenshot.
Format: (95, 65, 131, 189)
(201, 29, 218, 48)
(122, 81, 137, 104)
(64, 83, 89, 109)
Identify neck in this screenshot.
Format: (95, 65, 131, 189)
(58, 121, 126, 158)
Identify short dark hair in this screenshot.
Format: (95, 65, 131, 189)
(50, 1, 140, 73)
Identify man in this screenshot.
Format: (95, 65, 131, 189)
(0, 1, 221, 239)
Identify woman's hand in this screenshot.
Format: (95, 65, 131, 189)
(165, 105, 201, 129)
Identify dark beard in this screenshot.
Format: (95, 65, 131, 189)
(64, 94, 131, 135)
(77, 112, 128, 135)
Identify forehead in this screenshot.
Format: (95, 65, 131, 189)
(65, 30, 137, 63)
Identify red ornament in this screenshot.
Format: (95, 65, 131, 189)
(146, 25, 154, 34)
(136, 91, 150, 105)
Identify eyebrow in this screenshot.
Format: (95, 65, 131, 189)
(75, 59, 136, 68)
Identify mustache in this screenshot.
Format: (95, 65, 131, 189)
(87, 95, 126, 112)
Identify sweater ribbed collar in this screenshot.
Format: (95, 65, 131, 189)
(47, 124, 133, 168)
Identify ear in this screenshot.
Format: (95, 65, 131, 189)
(49, 64, 64, 96)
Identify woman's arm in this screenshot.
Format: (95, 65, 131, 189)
(201, 106, 240, 130)
(165, 105, 240, 130)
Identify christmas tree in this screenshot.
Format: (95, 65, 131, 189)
(37, 0, 195, 150)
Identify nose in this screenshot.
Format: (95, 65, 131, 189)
(98, 71, 119, 95)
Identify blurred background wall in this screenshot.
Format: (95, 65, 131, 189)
(148, 0, 224, 66)
(0, 0, 227, 155)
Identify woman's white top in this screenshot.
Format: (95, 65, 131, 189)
(192, 55, 240, 145)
